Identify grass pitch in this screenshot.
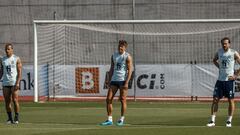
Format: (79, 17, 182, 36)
(0, 101, 240, 135)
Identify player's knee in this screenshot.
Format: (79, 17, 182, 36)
(5, 101, 11, 107)
(4, 97, 11, 104)
(119, 96, 126, 103)
(228, 98, 234, 103)
(12, 97, 18, 104)
(106, 98, 113, 104)
(213, 98, 219, 103)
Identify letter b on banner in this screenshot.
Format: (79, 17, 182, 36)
(81, 72, 94, 89)
(75, 67, 99, 94)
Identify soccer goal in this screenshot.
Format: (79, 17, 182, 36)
(33, 19, 240, 102)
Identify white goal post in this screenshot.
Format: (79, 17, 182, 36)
(33, 19, 240, 102)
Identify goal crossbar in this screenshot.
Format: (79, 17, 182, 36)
(34, 19, 240, 24)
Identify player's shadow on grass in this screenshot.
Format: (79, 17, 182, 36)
(131, 117, 206, 126)
(28, 121, 96, 126)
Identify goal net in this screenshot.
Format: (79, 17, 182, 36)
(34, 20, 240, 102)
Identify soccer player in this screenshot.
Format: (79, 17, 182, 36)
(206, 37, 240, 127)
(0, 43, 22, 124)
(100, 40, 133, 126)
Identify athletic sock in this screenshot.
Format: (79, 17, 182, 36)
(227, 116, 232, 122)
(15, 113, 19, 121)
(120, 116, 125, 122)
(108, 116, 113, 122)
(211, 115, 216, 122)
(7, 112, 13, 121)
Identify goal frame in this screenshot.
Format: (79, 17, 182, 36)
(33, 19, 240, 102)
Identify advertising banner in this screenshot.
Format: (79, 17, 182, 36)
(2, 64, 239, 99)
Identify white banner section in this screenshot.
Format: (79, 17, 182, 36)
(37, 64, 220, 97)
(2, 64, 240, 97)
(135, 64, 192, 97)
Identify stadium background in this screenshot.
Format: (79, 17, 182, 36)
(1, 0, 240, 101)
(2, 0, 240, 64)
(1, 1, 240, 134)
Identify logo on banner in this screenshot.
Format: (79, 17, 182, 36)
(75, 67, 99, 93)
(102, 71, 165, 90)
(137, 73, 165, 89)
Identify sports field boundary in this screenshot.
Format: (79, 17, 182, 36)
(1, 96, 240, 102)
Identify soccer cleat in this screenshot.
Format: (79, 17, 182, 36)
(116, 120, 124, 126)
(6, 119, 13, 124)
(13, 116, 19, 124)
(206, 121, 215, 127)
(100, 120, 113, 126)
(226, 121, 231, 128)
(13, 120, 19, 124)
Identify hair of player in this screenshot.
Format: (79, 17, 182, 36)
(5, 43, 13, 49)
(221, 37, 231, 44)
(119, 40, 128, 47)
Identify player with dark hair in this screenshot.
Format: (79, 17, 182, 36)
(0, 43, 22, 124)
(207, 37, 240, 127)
(100, 40, 133, 126)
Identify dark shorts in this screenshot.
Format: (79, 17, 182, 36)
(213, 80, 235, 99)
(3, 86, 15, 90)
(2, 86, 15, 95)
(110, 81, 125, 88)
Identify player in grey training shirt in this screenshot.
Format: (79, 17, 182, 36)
(207, 37, 240, 127)
(0, 43, 22, 124)
(100, 40, 133, 126)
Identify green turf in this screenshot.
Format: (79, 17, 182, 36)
(0, 101, 239, 135)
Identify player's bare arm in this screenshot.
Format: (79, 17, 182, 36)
(123, 55, 133, 88)
(0, 59, 3, 79)
(15, 58, 22, 91)
(106, 56, 114, 86)
(228, 51, 240, 80)
(213, 52, 219, 68)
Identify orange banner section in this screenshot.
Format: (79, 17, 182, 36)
(75, 67, 99, 94)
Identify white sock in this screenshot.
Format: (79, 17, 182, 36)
(120, 116, 125, 121)
(108, 116, 113, 122)
(227, 116, 232, 122)
(211, 115, 216, 122)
